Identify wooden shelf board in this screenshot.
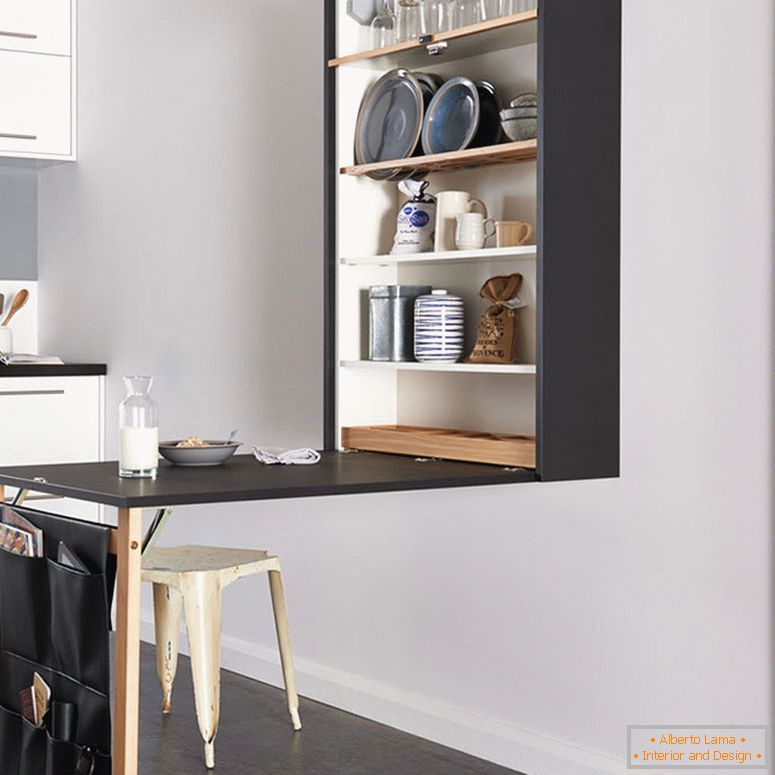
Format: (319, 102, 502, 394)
(341, 360, 536, 375)
(340, 139, 537, 177)
(341, 245, 537, 266)
(342, 425, 537, 468)
(329, 10, 538, 68)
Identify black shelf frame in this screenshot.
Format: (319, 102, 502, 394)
(323, 0, 621, 482)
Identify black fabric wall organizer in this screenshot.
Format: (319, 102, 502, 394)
(0, 506, 115, 775)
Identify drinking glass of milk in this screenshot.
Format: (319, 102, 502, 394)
(119, 376, 159, 479)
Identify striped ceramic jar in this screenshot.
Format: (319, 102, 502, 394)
(413, 290, 465, 362)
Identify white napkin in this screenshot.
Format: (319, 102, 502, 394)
(251, 446, 321, 466)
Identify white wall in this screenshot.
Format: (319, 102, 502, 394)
(37, 1, 773, 773)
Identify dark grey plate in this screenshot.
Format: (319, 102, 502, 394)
(159, 441, 241, 467)
(355, 69, 424, 167)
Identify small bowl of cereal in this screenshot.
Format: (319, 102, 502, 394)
(159, 437, 241, 467)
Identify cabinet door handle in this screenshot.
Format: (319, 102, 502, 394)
(0, 132, 37, 140)
(0, 30, 38, 39)
(0, 390, 65, 396)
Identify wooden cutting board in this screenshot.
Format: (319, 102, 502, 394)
(342, 425, 536, 468)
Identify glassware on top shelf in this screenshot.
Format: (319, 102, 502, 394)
(370, 0, 396, 48)
(118, 376, 159, 479)
(449, 0, 481, 28)
(425, 0, 451, 33)
(480, 0, 500, 19)
(396, 0, 427, 41)
(501, 0, 533, 13)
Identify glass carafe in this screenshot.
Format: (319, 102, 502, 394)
(118, 376, 159, 479)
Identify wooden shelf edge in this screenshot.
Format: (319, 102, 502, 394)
(328, 9, 538, 68)
(340, 139, 537, 177)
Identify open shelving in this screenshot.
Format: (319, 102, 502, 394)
(325, 0, 621, 483)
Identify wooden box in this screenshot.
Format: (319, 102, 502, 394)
(342, 425, 536, 468)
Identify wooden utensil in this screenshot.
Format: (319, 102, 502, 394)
(2, 289, 29, 326)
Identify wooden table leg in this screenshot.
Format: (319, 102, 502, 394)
(113, 508, 143, 775)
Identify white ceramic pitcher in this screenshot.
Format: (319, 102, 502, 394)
(434, 191, 488, 252)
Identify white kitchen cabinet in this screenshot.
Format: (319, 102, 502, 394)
(0, 50, 73, 158)
(0, 0, 75, 162)
(0, 375, 104, 521)
(0, 0, 72, 56)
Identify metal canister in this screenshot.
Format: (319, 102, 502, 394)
(369, 285, 432, 361)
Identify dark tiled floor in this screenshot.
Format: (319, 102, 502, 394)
(135, 644, 522, 775)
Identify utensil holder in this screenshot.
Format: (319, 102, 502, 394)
(0, 506, 115, 775)
(0, 327, 12, 354)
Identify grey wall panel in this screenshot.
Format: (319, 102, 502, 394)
(0, 170, 38, 280)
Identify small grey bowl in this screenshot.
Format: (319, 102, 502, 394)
(501, 117, 537, 142)
(159, 441, 241, 467)
(510, 92, 538, 108)
(500, 106, 537, 121)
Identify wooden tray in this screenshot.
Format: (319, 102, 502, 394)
(341, 425, 536, 468)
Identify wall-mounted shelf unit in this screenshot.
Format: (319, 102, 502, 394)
(324, 0, 621, 483)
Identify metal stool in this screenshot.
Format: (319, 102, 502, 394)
(141, 546, 301, 768)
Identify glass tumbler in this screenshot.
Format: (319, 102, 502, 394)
(396, 0, 427, 41)
(480, 0, 500, 19)
(118, 376, 159, 479)
(449, 0, 480, 28)
(370, 0, 396, 48)
(425, 0, 450, 33)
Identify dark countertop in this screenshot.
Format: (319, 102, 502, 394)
(0, 451, 536, 508)
(0, 364, 107, 377)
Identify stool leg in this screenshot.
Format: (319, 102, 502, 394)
(181, 573, 222, 769)
(268, 568, 301, 730)
(152, 583, 183, 714)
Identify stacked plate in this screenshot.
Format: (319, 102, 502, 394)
(354, 70, 503, 180)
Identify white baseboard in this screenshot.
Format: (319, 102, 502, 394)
(140, 615, 629, 775)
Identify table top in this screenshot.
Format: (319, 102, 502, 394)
(0, 364, 107, 377)
(0, 452, 536, 508)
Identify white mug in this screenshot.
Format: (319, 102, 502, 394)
(455, 212, 495, 250)
(434, 191, 488, 252)
(0, 326, 11, 354)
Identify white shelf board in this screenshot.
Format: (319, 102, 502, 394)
(341, 360, 537, 375)
(340, 245, 537, 267)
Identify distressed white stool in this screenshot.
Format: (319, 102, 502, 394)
(141, 545, 302, 769)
